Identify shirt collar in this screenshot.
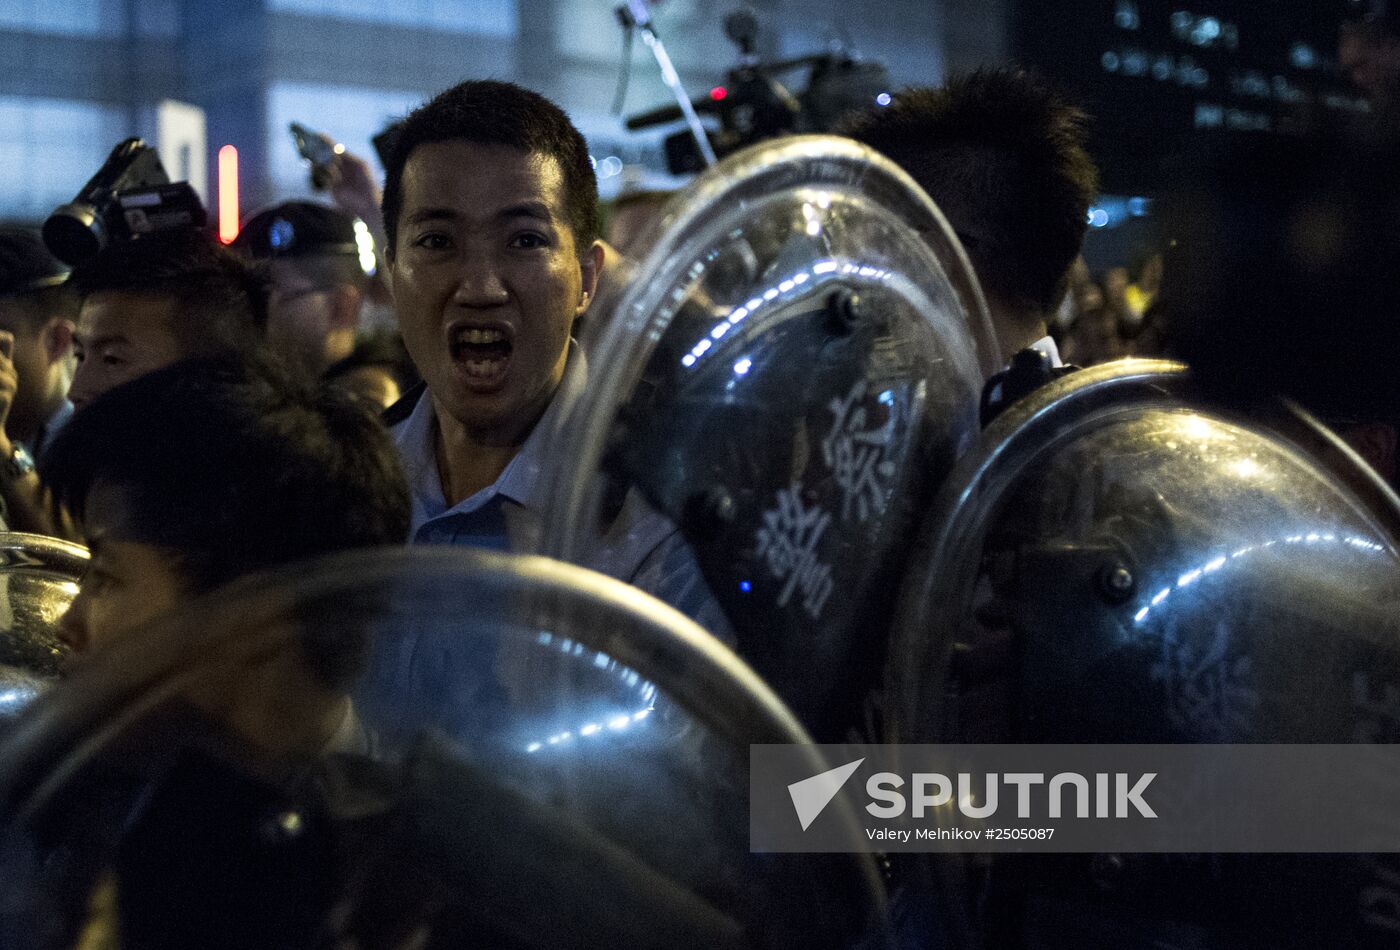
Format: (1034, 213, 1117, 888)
(393, 341, 587, 519)
(29, 399, 74, 458)
(1028, 334, 1063, 368)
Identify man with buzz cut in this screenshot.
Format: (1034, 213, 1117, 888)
(0, 227, 266, 538)
(838, 68, 1100, 367)
(381, 79, 725, 631)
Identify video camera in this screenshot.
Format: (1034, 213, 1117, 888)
(625, 9, 890, 174)
(42, 138, 206, 266)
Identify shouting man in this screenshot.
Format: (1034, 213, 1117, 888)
(382, 80, 725, 630)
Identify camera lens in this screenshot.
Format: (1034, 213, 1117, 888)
(42, 202, 106, 266)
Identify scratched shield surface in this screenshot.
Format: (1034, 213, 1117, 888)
(883, 361, 1400, 949)
(538, 136, 998, 740)
(0, 549, 888, 949)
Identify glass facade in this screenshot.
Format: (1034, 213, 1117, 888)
(0, 95, 129, 219)
(265, 82, 429, 203)
(0, 0, 949, 221)
(0, 0, 124, 38)
(136, 0, 179, 38)
(267, 0, 517, 36)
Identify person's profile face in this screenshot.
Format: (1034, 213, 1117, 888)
(388, 140, 600, 444)
(69, 291, 185, 409)
(266, 259, 340, 372)
(58, 482, 187, 655)
(0, 299, 52, 440)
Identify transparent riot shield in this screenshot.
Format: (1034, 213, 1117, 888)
(886, 359, 1400, 948)
(539, 135, 998, 739)
(0, 547, 886, 950)
(0, 533, 86, 720)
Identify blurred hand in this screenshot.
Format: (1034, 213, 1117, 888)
(328, 149, 384, 235)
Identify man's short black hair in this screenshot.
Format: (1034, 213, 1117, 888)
(0, 284, 79, 334)
(838, 68, 1099, 318)
(70, 228, 268, 355)
(381, 79, 600, 255)
(40, 356, 410, 593)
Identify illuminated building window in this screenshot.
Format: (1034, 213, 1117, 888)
(267, 0, 518, 37)
(0, 96, 128, 219)
(266, 82, 427, 201)
(0, 0, 123, 38)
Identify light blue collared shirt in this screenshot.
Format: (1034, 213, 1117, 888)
(393, 344, 587, 551)
(389, 345, 731, 636)
(1028, 334, 1063, 368)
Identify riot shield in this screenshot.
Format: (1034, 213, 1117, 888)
(539, 134, 998, 739)
(0, 533, 86, 720)
(0, 548, 887, 949)
(886, 359, 1400, 948)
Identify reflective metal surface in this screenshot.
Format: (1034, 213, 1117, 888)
(0, 533, 86, 720)
(0, 548, 887, 949)
(541, 134, 997, 738)
(885, 359, 1400, 948)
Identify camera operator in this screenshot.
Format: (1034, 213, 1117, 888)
(0, 230, 78, 484)
(0, 228, 267, 539)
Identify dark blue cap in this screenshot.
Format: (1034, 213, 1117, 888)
(0, 228, 70, 296)
(233, 201, 362, 260)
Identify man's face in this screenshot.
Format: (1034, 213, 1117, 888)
(267, 259, 355, 373)
(58, 483, 187, 655)
(0, 298, 52, 439)
(389, 141, 601, 444)
(69, 291, 185, 409)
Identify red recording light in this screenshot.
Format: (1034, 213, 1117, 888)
(710, 86, 728, 101)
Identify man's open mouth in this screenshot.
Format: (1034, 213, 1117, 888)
(451, 327, 513, 380)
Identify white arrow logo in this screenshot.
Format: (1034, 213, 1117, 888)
(787, 757, 865, 831)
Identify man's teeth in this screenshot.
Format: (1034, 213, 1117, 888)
(456, 328, 506, 345)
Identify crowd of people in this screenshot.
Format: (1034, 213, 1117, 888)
(1, 7, 1399, 943)
(0, 68, 1118, 656)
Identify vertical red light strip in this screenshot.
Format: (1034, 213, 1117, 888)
(217, 145, 239, 244)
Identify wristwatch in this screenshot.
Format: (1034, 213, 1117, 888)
(2, 443, 35, 481)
